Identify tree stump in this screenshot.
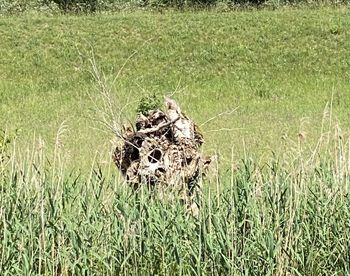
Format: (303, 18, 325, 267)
(113, 97, 209, 215)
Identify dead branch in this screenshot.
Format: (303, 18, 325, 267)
(137, 116, 180, 135)
(199, 107, 239, 127)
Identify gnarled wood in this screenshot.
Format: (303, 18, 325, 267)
(113, 97, 209, 215)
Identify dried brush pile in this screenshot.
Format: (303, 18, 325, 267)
(113, 97, 210, 214)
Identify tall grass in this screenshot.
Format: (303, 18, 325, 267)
(1, 108, 350, 275)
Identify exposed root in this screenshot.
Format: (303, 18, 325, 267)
(113, 97, 209, 215)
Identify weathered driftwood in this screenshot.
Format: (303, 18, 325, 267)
(113, 97, 209, 215)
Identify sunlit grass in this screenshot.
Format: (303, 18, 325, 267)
(1, 8, 350, 274)
(1, 114, 350, 274)
(1, 7, 350, 170)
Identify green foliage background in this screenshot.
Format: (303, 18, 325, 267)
(1, 0, 349, 13)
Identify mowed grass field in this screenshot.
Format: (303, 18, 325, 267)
(1, 7, 350, 169)
(1, 7, 350, 275)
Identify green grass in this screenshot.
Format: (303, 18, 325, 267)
(1, 129, 350, 274)
(1, 7, 350, 274)
(1, 7, 350, 169)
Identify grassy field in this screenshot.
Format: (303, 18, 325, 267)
(1, 6, 350, 274)
(1, 7, 350, 169)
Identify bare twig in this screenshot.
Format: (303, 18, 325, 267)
(137, 116, 180, 135)
(199, 107, 239, 127)
(167, 78, 187, 98)
(112, 37, 154, 87)
(203, 128, 243, 133)
(87, 47, 126, 139)
(111, 51, 137, 86)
